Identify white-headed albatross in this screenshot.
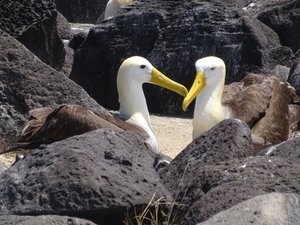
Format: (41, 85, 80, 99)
(182, 56, 300, 152)
(104, 0, 134, 19)
(1, 56, 187, 154)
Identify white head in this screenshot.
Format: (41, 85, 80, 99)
(117, 56, 187, 98)
(182, 56, 226, 111)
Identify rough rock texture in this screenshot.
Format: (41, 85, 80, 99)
(0, 0, 65, 69)
(0, 161, 6, 175)
(288, 58, 300, 95)
(197, 193, 300, 225)
(55, 0, 107, 23)
(159, 119, 253, 193)
(0, 215, 97, 225)
(0, 129, 171, 225)
(56, 11, 73, 40)
(250, 0, 300, 53)
(179, 156, 300, 224)
(259, 137, 300, 162)
(70, 0, 292, 115)
(0, 30, 107, 138)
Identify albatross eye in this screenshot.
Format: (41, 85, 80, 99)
(140, 65, 146, 69)
(210, 67, 216, 71)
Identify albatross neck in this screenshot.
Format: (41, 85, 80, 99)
(193, 77, 226, 139)
(118, 80, 159, 153)
(118, 80, 151, 128)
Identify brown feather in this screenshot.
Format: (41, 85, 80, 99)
(222, 74, 296, 151)
(1, 104, 147, 154)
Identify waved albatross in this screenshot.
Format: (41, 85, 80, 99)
(1, 56, 187, 154)
(104, 0, 134, 19)
(182, 56, 300, 152)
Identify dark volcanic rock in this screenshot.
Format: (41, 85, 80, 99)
(288, 58, 300, 95)
(55, 0, 107, 23)
(179, 156, 300, 225)
(246, 0, 300, 52)
(0, 0, 65, 70)
(259, 137, 300, 163)
(0, 215, 97, 225)
(57, 11, 73, 40)
(159, 119, 253, 194)
(0, 161, 6, 175)
(197, 192, 300, 225)
(70, 0, 291, 115)
(0, 129, 171, 224)
(0, 30, 107, 137)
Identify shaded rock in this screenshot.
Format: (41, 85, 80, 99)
(61, 41, 74, 76)
(0, 215, 97, 225)
(69, 31, 89, 51)
(0, 0, 65, 69)
(70, 0, 291, 115)
(259, 137, 300, 162)
(0, 30, 107, 138)
(196, 192, 300, 225)
(272, 64, 290, 81)
(256, 0, 300, 53)
(57, 11, 73, 40)
(288, 58, 300, 95)
(179, 156, 300, 224)
(0, 161, 6, 175)
(55, 0, 107, 23)
(159, 119, 253, 194)
(0, 129, 171, 225)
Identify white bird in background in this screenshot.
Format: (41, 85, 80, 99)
(104, 0, 135, 19)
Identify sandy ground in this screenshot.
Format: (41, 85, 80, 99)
(150, 114, 193, 158)
(0, 115, 193, 167)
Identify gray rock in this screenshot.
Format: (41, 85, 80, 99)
(259, 137, 300, 163)
(57, 11, 73, 40)
(55, 0, 107, 23)
(256, 0, 300, 53)
(0, 215, 97, 225)
(0, 30, 107, 138)
(272, 64, 290, 81)
(0, 129, 171, 224)
(179, 156, 300, 224)
(0, 0, 65, 69)
(288, 58, 300, 95)
(70, 0, 291, 116)
(0, 161, 7, 175)
(196, 192, 300, 225)
(160, 119, 253, 194)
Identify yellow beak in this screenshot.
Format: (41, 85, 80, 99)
(182, 71, 207, 111)
(150, 68, 188, 97)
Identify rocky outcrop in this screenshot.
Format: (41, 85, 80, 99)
(0, 30, 107, 138)
(259, 136, 300, 162)
(0, 215, 97, 225)
(159, 119, 253, 193)
(157, 119, 300, 224)
(245, 0, 300, 53)
(55, 0, 107, 23)
(289, 58, 300, 95)
(0, 161, 6, 175)
(70, 0, 293, 115)
(178, 156, 300, 225)
(0, 129, 171, 224)
(0, 0, 65, 70)
(197, 193, 300, 225)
